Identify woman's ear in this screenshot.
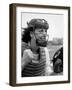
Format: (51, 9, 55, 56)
(30, 31, 34, 38)
(30, 32, 38, 51)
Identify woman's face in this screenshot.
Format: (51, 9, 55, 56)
(34, 28, 48, 47)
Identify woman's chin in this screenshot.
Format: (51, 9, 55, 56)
(36, 40, 47, 47)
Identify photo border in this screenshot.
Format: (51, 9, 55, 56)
(9, 3, 70, 86)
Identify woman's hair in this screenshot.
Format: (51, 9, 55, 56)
(22, 18, 49, 43)
(22, 27, 34, 43)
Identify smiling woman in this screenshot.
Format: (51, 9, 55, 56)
(21, 18, 52, 77)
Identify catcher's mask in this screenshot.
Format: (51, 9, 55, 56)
(27, 18, 49, 47)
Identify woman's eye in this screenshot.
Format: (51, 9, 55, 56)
(40, 30, 43, 32)
(38, 29, 47, 33)
(38, 30, 42, 33)
(45, 30, 47, 32)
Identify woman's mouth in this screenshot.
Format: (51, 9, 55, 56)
(41, 37, 46, 41)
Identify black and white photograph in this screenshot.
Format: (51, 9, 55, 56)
(21, 14, 63, 77)
(9, 3, 70, 86)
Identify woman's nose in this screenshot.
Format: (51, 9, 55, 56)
(43, 30, 46, 35)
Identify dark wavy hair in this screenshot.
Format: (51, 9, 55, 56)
(22, 26, 40, 59)
(22, 27, 34, 43)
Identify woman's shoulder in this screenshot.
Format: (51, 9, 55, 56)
(21, 42, 30, 56)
